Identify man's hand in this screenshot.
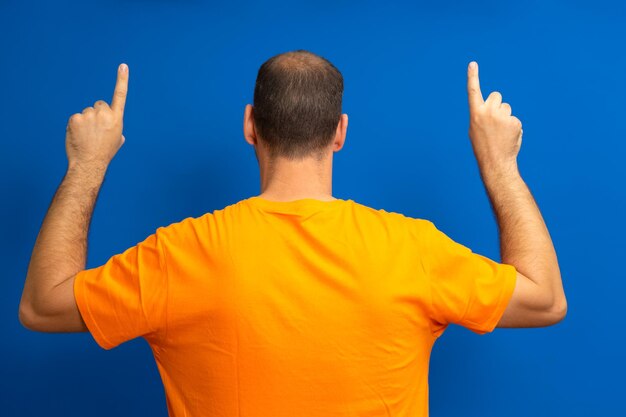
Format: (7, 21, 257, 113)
(65, 63, 129, 170)
(467, 61, 522, 175)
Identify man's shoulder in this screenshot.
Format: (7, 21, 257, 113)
(163, 198, 245, 226)
(155, 197, 259, 237)
(349, 199, 431, 227)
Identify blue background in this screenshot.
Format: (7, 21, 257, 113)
(2, 1, 624, 416)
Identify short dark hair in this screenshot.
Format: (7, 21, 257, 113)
(252, 49, 344, 160)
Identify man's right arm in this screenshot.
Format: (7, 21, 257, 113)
(466, 61, 567, 327)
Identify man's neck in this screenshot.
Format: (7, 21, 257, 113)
(258, 154, 334, 201)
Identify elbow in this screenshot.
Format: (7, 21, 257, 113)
(546, 295, 567, 325)
(19, 302, 35, 330)
(18, 302, 42, 331)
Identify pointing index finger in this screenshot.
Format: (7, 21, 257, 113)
(111, 63, 129, 114)
(467, 61, 484, 110)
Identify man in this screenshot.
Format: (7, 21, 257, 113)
(19, 50, 566, 417)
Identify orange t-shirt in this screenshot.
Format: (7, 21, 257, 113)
(74, 196, 517, 417)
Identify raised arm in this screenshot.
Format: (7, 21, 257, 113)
(18, 63, 129, 332)
(466, 61, 567, 327)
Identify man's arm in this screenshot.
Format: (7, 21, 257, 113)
(466, 61, 567, 327)
(18, 63, 129, 332)
(19, 163, 105, 332)
(486, 169, 566, 327)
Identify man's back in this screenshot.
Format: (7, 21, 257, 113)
(19, 53, 566, 417)
(74, 196, 516, 417)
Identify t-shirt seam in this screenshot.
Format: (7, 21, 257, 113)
(155, 227, 170, 347)
(421, 219, 446, 339)
(455, 248, 477, 326)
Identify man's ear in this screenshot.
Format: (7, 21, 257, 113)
(243, 104, 257, 146)
(332, 113, 348, 152)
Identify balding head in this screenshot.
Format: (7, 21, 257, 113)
(251, 50, 344, 161)
(270, 50, 328, 70)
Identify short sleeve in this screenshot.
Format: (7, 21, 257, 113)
(420, 220, 517, 337)
(73, 229, 168, 350)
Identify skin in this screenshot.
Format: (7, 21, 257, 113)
(465, 61, 566, 326)
(243, 104, 348, 202)
(18, 61, 566, 333)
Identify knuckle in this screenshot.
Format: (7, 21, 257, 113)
(470, 112, 483, 123)
(100, 110, 114, 121)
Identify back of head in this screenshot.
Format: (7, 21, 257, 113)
(253, 50, 344, 161)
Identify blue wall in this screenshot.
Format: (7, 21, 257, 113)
(2, 1, 624, 416)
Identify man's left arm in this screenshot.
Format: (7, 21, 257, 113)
(19, 63, 129, 332)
